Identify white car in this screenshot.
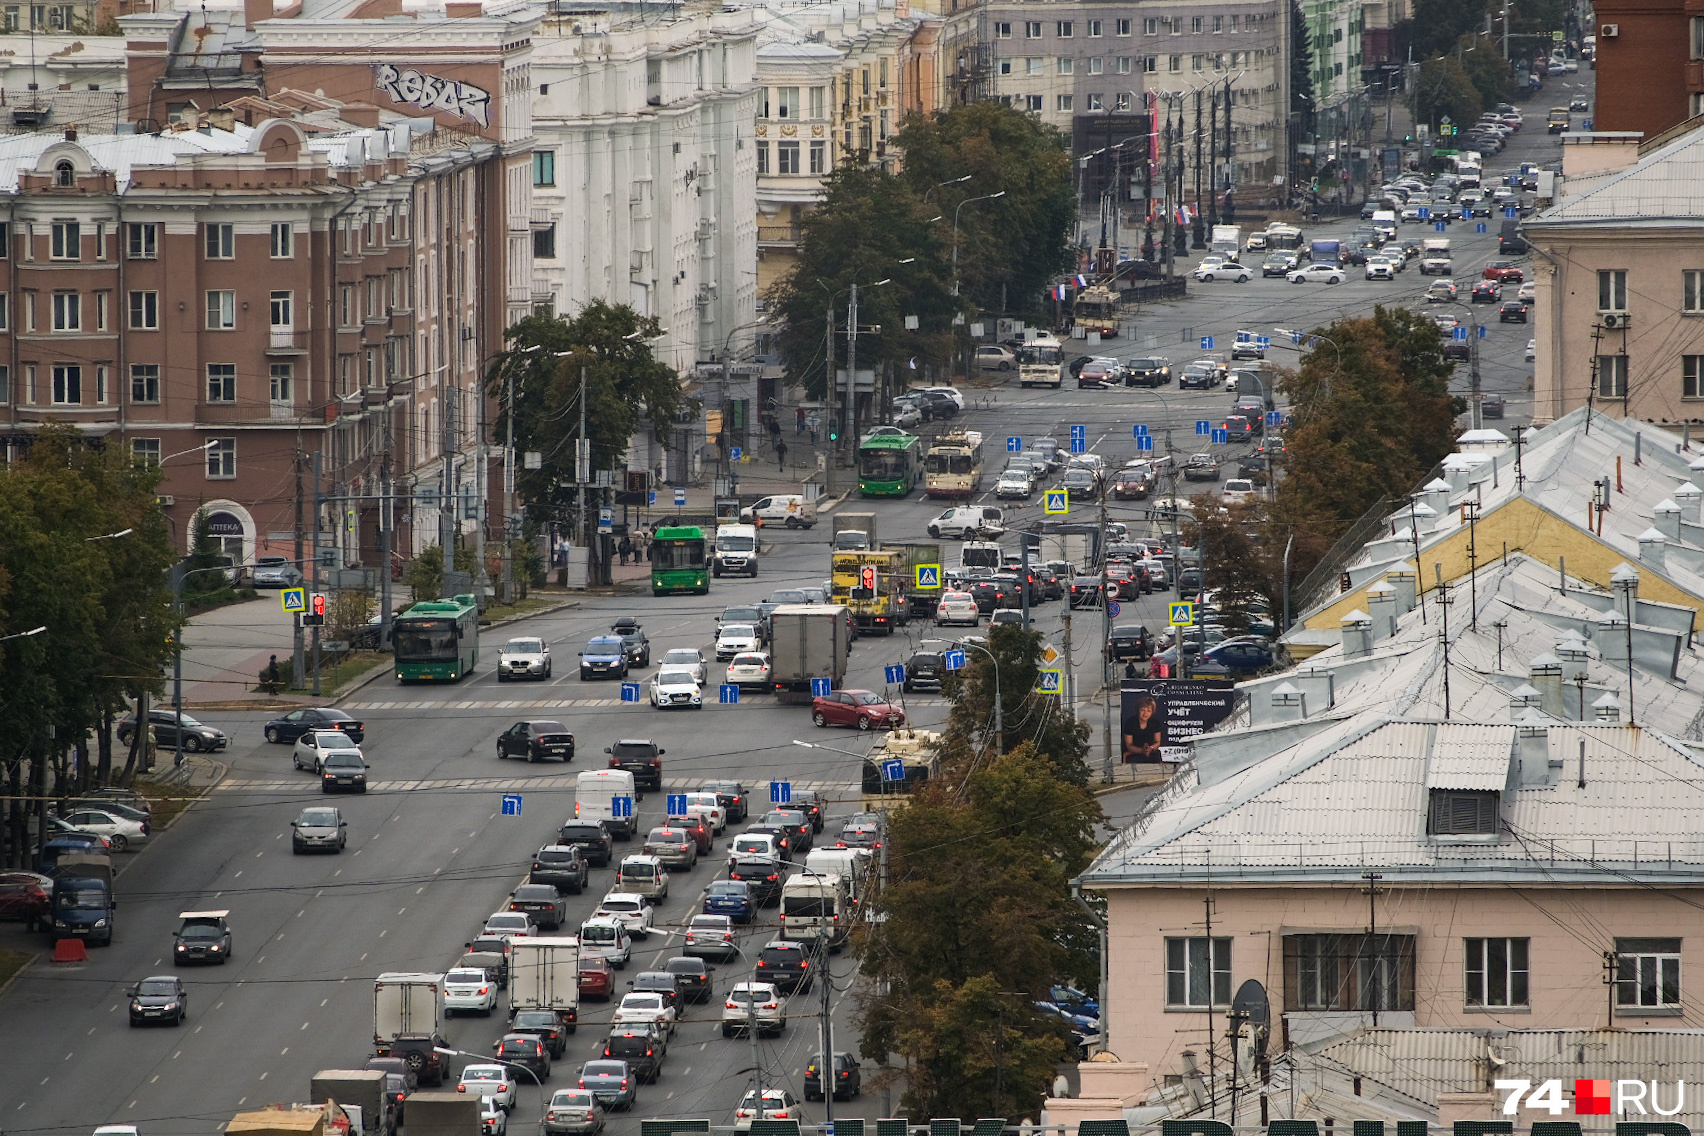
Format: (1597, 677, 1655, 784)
(723, 982, 787, 1037)
(613, 991, 678, 1034)
(926, 507, 1004, 539)
(920, 385, 966, 411)
(459, 1065, 518, 1112)
(482, 911, 536, 941)
(649, 669, 703, 709)
(714, 623, 761, 661)
(935, 591, 980, 627)
(1194, 260, 1250, 282)
(1526, 338, 1536, 362)
(594, 892, 655, 939)
(497, 637, 552, 681)
(444, 966, 500, 1016)
(292, 730, 356, 772)
(58, 808, 148, 852)
(682, 792, 728, 832)
(659, 648, 706, 683)
(1365, 256, 1396, 280)
(1221, 478, 1257, 504)
(480, 1098, 507, 1136)
(994, 470, 1033, 499)
(1518, 281, 1536, 301)
(1288, 263, 1345, 284)
(579, 917, 633, 968)
(726, 652, 772, 689)
(734, 1089, 803, 1130)
(1400, 203, 1425, 222)
(974, 345, 1016, 371)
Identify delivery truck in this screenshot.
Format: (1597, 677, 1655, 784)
(834, 512, 878, 550)
(508, 936, 579, 1031)
(804, 848, 874, 906)
(372, 972, 444, 1049)
(883, 540, 944, 617)
(769, 603, 852, 703)
(394, 1092, 479, 1136)
(48, 853, 116, 945)
(310, 1071, 393, 1136)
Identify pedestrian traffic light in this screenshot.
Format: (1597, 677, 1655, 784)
(861, 566, 877, 591)
(312, 593, 326, 617)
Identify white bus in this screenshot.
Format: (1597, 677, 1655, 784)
(924, 430, 985, 499)
(1017, 335, 1065, 388)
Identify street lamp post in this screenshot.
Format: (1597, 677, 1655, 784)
(954, 640, 1003, 754)
(0, 625, 46, 643)
(951, 191, 1007, 298)
(497, 343, 543, 604)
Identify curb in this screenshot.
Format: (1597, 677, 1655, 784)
(0, 951, 40, 1001)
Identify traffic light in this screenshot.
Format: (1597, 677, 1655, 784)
(861, 566, 877, 591)
(312, 593, 326, 617)
(303, 592, 326, 626)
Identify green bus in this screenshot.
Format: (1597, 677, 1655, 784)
(393, 595, 480, 682)
(857, 432, 922, 497)
(651, 526, 710, 596)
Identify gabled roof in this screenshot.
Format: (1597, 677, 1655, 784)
(1530, 121, 1704, 227)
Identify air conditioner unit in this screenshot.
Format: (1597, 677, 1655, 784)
(156, 495, 175, 507)
(1602, 311, 1632, 329)
(1600, 23, 1618, 36)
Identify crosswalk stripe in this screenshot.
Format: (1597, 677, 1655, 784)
(341, 697, 949, 712)
(214, 776, 857, 794)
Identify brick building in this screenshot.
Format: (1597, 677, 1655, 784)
(1590, 0, 1697, 140)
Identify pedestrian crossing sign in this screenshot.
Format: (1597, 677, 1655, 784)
(1169, 601, 1195, 627)
(916, 564, 942, 589)
(1044, 489, 1068, 515)
(1035, 669, 1063, 695)
(281, 587, 306, 614)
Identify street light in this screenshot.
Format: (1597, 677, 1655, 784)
(85, 528, 133, 542)
(924, 174, 972, 204)
(952, 640, 1003, 753)
(951, 191, 1007, 297)
(0, 625, 46, 643)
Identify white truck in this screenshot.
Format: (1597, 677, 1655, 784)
(1419, 237, 1453, 276)
(372, 972, 444, 1049)
(779, 872, 852, 948)
(768, 603, 852, 704)
(1210, 224, 1242, 257)
(712, 523, 760, 578)
(804, 848, 873, 906)
(508, 936, 580, 1031)
(574, 769, 640, 840)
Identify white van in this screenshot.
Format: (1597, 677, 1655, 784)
(742, 495, 817, 529)
(1370, 209, 1398, 238)
(927, 505, 1004, 539)
(575, 769, 640, 840)
(713, 523, 760, 577)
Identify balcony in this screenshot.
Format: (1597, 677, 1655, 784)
(758, 224, 802, 247)
(196, 401, 309, 426)
(267, 327, 310, 355)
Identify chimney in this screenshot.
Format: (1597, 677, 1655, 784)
(1595, 610, 1629, 669)
(1654, 499, 1683, 541)
(1611, 562, 1639, 616)
(1517, 723, 1552, 785)
(208, 107, 235, 132)
(339, 102, 382, 128)
(1388, 563, 1419, 614)
(1529, 653, 1564, 718)
(1425, 474, 1454, 512)
(64, 126, 77, 142)
(1397, 501, 1437, 536)
(1675, 481, 1703, 524)
(1341, 610, 1374, 657)
(446, 0, 483, 14)
(1556, 632, 1591, 685)
(1268, 681, 1308, 723)
(244, 0, 272, 28)
(1365, 581, 1398, 640)
(1594, 692, 1623, 722)
(1637, 528, 1667, 572)
(1508, 683, 1543, 716)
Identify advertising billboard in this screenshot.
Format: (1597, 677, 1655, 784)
(1120, 679, 1236, 763)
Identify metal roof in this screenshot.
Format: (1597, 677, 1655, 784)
(1531, 121, 1704, 227)
(1424, 723, 1512, 790)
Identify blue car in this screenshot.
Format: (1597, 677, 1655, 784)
(703, 880, 755, 923)
(579, 636, 629, 680)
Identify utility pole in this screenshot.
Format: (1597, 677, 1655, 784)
(1208, 88, 1220, 231)
(1469, 310, 1484, 430)
(472, 368, 489, 601)
(577, 367, 589, 556)
(1100, 481, 1114, 784)
(1363, 870, 1384, 1026)
(440, 373, 456, 592)
(311, 452, 323, 697)
(1161, 103, 1175, 280)
(1192, 88, 1206, 248)
(293, 447, 305, 682)
(1174, 97, 1189, 258)
(379, 429, 393, 648)
(502, 360, 516, 603)
(748, 988, 764, 1119)
(824, 302, 836, 494)
(1062, 603, 1075, 716)
(845, 284, 859, 460)
(819, 942, 835, 1132)
(1204, 895, 1218, 1116)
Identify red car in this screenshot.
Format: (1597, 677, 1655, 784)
(676, 813, 713, 853)
(1482, 261, 1525, 282)
(0, 871, 51, 924)
(810, 689, 906, 731)
(577, 955, 615, 1000)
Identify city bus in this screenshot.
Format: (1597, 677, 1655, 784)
(924, 429, 985, 499)
(650, 525, 710, 595)
(857, 432, 922, 497)
(393, 595, 480, 682)
(1017, 335, 1065, 388)
(859, 727, 941, 809)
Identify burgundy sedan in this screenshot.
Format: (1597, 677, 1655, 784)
(810, 690, 906, 731)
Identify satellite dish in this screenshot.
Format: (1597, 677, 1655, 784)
(1231, 979, 1271, 1057)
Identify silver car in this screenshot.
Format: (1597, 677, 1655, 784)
(577, 1060, 637, 1110)
(251, 555, 302, 588)
(543, 1089, 606, 1136)
(290, 806, 346, 854)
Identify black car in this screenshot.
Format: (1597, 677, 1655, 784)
(1199, 636, 1279, 677)
(604, 739, 664, 792)
(788, 789, 826, 833)
(363, 1056, 419, 1107)
(608, 617, 650, 667)
(917, 390, 959, 419)
(755, 940, 813, 993)
(531, 845, 590, 894)
(1482, 393, 1507, 419)
(1470, 280, 1501, 303)
(603, 1029, 663, 1083)
(1068, 575, 1103, 608)
(1177, 364, 1216, 390)
(557, 821, 615, 866)
(173, 912, 232, 965)
(1122, 357, 1172, 387)
(902, 651, 944, 693)
(804, 1052, 862, 1102)
(1221, 416, 1257, 443)
(701, 780, 750, 823)
(629, 970, 684, 1014)
(497, 720, 575, 762)
(264, 706, 364, 745)
(1031, 565, 1065, 600)
(1499, 300, 1529, 323)
(321, 751, 368, 793)
(116, 709, 228, 753)
(967, 577, 1015, 613)
(493, 1032, 552, 1082)
(464, 936, 513, 985)
(1107, 625, 1153, 662)
(664, 956, 714, 1003)
(728, 856, 784, 905)
(128, 975, 188, 1026)
(762, 809, 813, 853)
(388, 1033, 450, 1087)
(510, 1008, 573, 1056)
(509, 882, 570, 929)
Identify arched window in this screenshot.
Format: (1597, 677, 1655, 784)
(54, 160, 74, 187)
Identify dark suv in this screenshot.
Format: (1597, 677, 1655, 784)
(664, 956, 713, 1003)
(509, 882, 570, 929)
(702, 780, 750, 822)
(788, 790, 826, 834)
(1122, 357, 1172, 387)
(1107, 625, 1153, 662)
(497, 720, 575, 762)
(901, 651, 944, 693)
(510, 1008, 574, 1056)
(603, 1029, 663, 1083)
(609, 618, 651, 667)
(755, 940, 814, 993)
(629, 970, 684, 1014)
(605, 740, 664, 792)
(386, 1033, 450, 1087)
(556, 821, 614, 867)
(530, 845, 590, 893)
(728, 857, 784, 905)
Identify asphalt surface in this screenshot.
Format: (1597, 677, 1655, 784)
(0, 80, 1589, 1136)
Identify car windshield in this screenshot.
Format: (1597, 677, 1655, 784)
(851, 692, 885, 705)
(768, 591, 806, 603)
(298, 809, 338, 826)
(536, 849, 577, 864)
(487, 915, 528, 928)
(463, 1069, 506, 1083)
(720, 625, 756, 639)
(730, 987, 768, 1002)
(507, 639, 544, 653)
(657, 671, 696, 686)
(137, 979, 177, 996)
(623, 994, 663, 1008)
(723, 607, 761, 622)
(179, 926, 222, 941)
(585, 637, 622, 654)
(324, 753, 362, 769)
(663, 650, 698, 664)
(706, 884, 743, 898)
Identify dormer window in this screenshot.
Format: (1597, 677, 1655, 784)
(54, 160, 73, 187)
(1428, 788, 1498, 835)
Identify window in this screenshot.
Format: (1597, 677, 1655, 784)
(1285, 934, 1416, 1011)
(1056, 20, 1072, 36)
(757, 142, 769, 175)
(127, 290, 158, 331)
(1142, 17, 1156, 34)
(50, 220, 79, 260)
(810, 86, 826, 118)
(1057, 94, 1074, 111)
(995, 20, 1011, 37)
(0, 364, 7, 402)
(206, 438, 235, 479)
(1027, 57, 1043, 74)
(1116, 92, 1133, 110)
(1191, 16, 1203, 33)
(1193, 53, 1204, 71)
(1429, 788, 1499, 834)
(204, 223, 234, 259)
(532, 150, 555, 186)
(1617, 939, 1681, 1010)
(1231, 14, 1241, 31)
(1170, 18, 1182, 34)
(206, 363, 236, 403)
(1170, 54, 1183, 71)
(1166, 937, 1231, 1008)
(1087, 93, 1103, 110)
(1143, 57, 1157, 73)
(1597, 269, 1627, 311)
(125, 221, 155, 260)
(533, 224, 556, 259)
(270, 363, 293, 402)
(269, 290, 292, 328)
(1597, 354, 1629, 399)
(206, 290, 235, 330)
(1088, 57, 1103, 74)
(130, 363, 159, 403)
(775, 86, 798, 119)
(51, 363, 80, 404)
(1119, 56, 1134, 73)
(1025, 94, 1043, 111)
(52, 291, 79, 332)
(340, 285, 356, 327)
(1692, 16, 1704, 58)
(778, 141, 800, 174)
(1213, 15, 1223, 32)
(1087, 19, 1101, 36)
(1465, 938, 1530, 1008)
(1058, 57, 1074, 74)
(1686, 270, 1704, 312)
(809, 140, 827, 174)
(96, 365, 107, 404)
(1687, 356, 1704, 399)
(131, 438, 160, 466)
(1025, 20, 1042, 37)
(270, 222, 293, 258)
(1000, 59, 1013, 75)
(0, 291, 8, 331)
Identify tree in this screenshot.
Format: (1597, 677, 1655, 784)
(1410, 53, 1483, 130)
(1291, 0, 1315, 136)
(1455, 34, 1512, 110)
(1396, 0, 1491, 63)
(935, 624, 1093, 785)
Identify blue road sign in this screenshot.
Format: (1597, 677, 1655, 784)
(501, 794, 522, 817)
(1435, 220, 1448, 232)
(612, 796, 634, 819)
(1505, 207, 1519, 218)
(1035, 669, 1063, 695)
(599, 507, 613, 532)
(648, 490, 657, 506)
(884, 664, 907, 685)
(1212, 428, 1229, 444)
(1418, 206, 1431, 219)
(620, 682, 641, 702)
(1266, 410, 1282, 426)
(770, 781, 792, 805)
(1236, 331, 1251, 342)
(916, 564, 941, 589)
(666, 793, 689, 815)
(1108, 600, 1122, 617)
(1291, 331, 1304, 344)
(810, 677, 832, 698)
(1006, 436, 1022, 452)
(673, 487, 687, 507)
(1453, 327, 1468, 340)
(944, 649, 967, 671)
(1257, 336, 1270, 348)
(719, 684, 739, 704)
(730, 446, 742, 461)
(1044, 489, 1069, 514)
(1196, 420, 1211, 435)
(1070, 424, 1086, 439)
(880, 758, 906, 782)
(1134, 424, 1148, 436)
(1069, 435, 1086, 454)
(1476, 222, 1487, 234)
(1478, 325, 1488, 339)
(1135, 435, 1154, 452)
(1200, 336, 1214, 350)
(1461, 208, 1473, 220)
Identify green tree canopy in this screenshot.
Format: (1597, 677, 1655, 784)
(1455, 34, 1512, 110)
(1410, 52, 1483, 130)
(935, 624, 1093, 785)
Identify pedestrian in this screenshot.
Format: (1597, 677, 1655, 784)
(262, 654, 281, 695)
(768, 417, 781, 442)
(617, 535, 633, 565)
(795, 407, 806, 435)
(776, 440, 788, 470)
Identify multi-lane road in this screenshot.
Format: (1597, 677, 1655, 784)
(0, 82, 1587, 1136)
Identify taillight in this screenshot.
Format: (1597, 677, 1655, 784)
(457, 1085, 467, 1093)
(547, 1115, 557, 1123)
(479, 987, 490, 995)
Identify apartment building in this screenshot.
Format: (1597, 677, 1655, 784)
(530, 7, 761, 379)
(1301, 0, 1362, 103)
(1591, 0, 1698, 139)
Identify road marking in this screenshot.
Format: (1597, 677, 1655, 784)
(194, 1025, 203, 1033)
(87, 1027, 95, 1034)
(334, 869, 342, 876)
(379, 930, 387, 938)
(416, 886, 425, 894)
(320, 998, 328, 1007)
(257, 955, 265, 963)
(255, 851, 264, 858)
(398, 907, 406, 915)
(233, 871, 242, 878)
(172, 1050, 181, 1059)
(276, 932, 285, 941)
(280, 1047, 288, 1055)
(215, 1001, 224, 1009)
(297, 909, 305, 918)
(300, 1021, 310, 1030)
(63, 1052, 72, 1061)
(129, 1101, 137, 1109)
(259, 1073, 268, 1082)
(150, 1075, 159, 1084)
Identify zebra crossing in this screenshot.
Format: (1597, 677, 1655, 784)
(342, 696, 948, 712)
(213, 775, 859, 795)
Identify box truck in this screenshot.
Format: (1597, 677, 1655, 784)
(508, 936, 579, 1031)
(768, 603, 852, 703)
(372, 972, 443, 1049)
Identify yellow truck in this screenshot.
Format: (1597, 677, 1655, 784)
(859, 728, 942, 808)
(830, 550, 910, 635)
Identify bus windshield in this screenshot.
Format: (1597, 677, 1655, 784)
(654, 540, 706, 571)
(394, 620, 458, 661)
(1017, 342, 1064, 365)
(860, 449, 909, 478)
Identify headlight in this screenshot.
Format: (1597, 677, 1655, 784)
(94, 919, 109, 928)
(132, 1001, 144, 1011)
(209, 943, 222, 951)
